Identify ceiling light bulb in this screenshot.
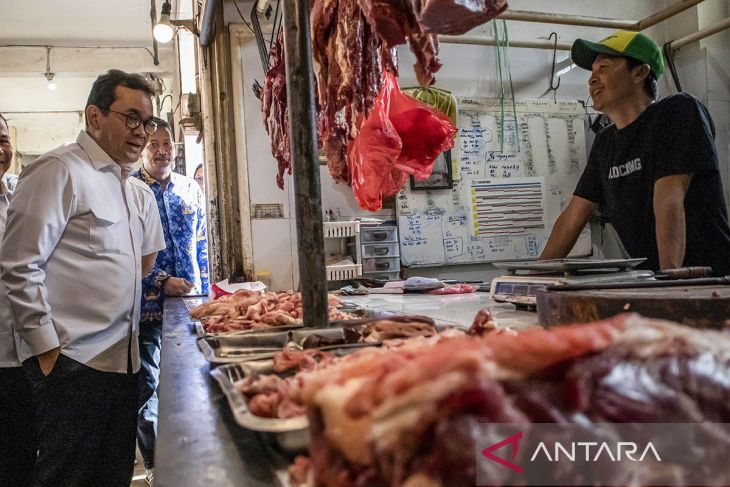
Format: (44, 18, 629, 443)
(45, 72, 56, 91)
(154, 16, 175, 43)
(154, 2, 175, 43)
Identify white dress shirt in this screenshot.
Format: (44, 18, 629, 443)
(0, 131, 164, 373)
(0, 186, 29, 367)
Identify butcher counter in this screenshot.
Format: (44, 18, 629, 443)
(154, 292, 539, 486)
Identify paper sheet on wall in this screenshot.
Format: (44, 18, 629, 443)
(397, 98, 591, 266)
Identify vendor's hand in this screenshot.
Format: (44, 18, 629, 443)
(164, 277, 195, 296)
(37, 347, 60, 377)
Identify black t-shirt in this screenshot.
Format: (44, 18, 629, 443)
(574, 93, 730, 275)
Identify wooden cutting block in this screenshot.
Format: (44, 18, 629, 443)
(536, 285, 730, 329)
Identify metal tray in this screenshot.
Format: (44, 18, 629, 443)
(210, 362, 310, 453)
(198, 326, 384, 364)
(211, 344, 382, 453)
(493, 258, 646, 274)
(197, 331, 292, 364)
(198, 312, 438, 364)
(183, 296, 207, 311)
(194, 320, 304, 338)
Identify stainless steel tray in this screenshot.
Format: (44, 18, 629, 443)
(198, 327, 382, 364)
(194, 320, 303, 338)
(493, 258, 646, 274)
(183, 296, 207, 311)
(197, 331, 292, 364)
(198, 313, 435, 364)
(210, 362, 309, 453)
(211, 345, 381, 452)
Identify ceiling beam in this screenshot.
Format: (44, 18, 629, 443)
(0, 46, 174, 77)
(496, 0, 705, 31)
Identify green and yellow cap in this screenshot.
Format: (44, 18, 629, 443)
(571, 31, 664, 78)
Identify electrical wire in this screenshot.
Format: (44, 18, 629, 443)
(158, 94, 173, 114)
(232, 0, 257, 38)
(501, 20, 520, 153)
(491, 21, 519, 154)
(493, 20, 505, 153)
(269, 0, 281, 49)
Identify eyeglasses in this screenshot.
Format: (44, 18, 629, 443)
(106, 109, 158, 136)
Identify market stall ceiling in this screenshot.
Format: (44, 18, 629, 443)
(0, 0, 170, 46)
(0, 0, 177, 155)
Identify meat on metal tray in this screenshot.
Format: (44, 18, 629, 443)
(210, 361, 310, 453)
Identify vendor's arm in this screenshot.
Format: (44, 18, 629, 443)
(653, 174, 692, 270)
(539, 196, 596, 260)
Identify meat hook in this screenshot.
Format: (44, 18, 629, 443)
(548, 32, 561, 94)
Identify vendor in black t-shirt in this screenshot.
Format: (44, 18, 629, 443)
(540, 31, 730, 276)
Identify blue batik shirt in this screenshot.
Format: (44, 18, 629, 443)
(133, 166, 209, 324)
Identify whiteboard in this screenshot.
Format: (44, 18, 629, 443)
(397, 98, 592, 267)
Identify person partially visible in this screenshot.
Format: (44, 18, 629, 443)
(132, 117, 209, 479)
(540, 31, 730, 275)
(193, 163, 205, 193)
(0, 70, 165, 486)
(0, 113, 34, 487)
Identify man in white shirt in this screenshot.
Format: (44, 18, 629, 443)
(0, 112, 34, 486)
(0, 70, 166, 487)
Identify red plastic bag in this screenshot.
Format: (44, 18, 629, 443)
(348, 72, 457, 211)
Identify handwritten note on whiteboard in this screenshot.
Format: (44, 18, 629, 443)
(397, 98, 591, 267)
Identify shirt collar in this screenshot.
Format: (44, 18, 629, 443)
(139, 165, 158, 186)
(140, 165, 175, 189)
(76, 130, 119, 173)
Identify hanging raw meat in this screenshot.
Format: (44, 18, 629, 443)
(417, 0, 509, 35)
(261, 32, 292, 190)
(262, 0, 507, 200)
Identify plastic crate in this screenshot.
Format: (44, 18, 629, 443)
(326, 264, 361, 281)
(324, 221, 360, 238)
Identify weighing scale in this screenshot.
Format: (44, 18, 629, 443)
(490, 258, 654, 308)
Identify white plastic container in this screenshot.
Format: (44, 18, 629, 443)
(323, 221, 360, 238)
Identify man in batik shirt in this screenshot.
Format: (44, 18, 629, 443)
(132, 117, 208, 479)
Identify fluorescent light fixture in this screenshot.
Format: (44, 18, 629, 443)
(154, 1, 175, 43)
(554, 57, 577, 78)
(555, 63, 577, 77)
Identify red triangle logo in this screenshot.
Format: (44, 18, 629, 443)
(481, 431, 524, 474)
